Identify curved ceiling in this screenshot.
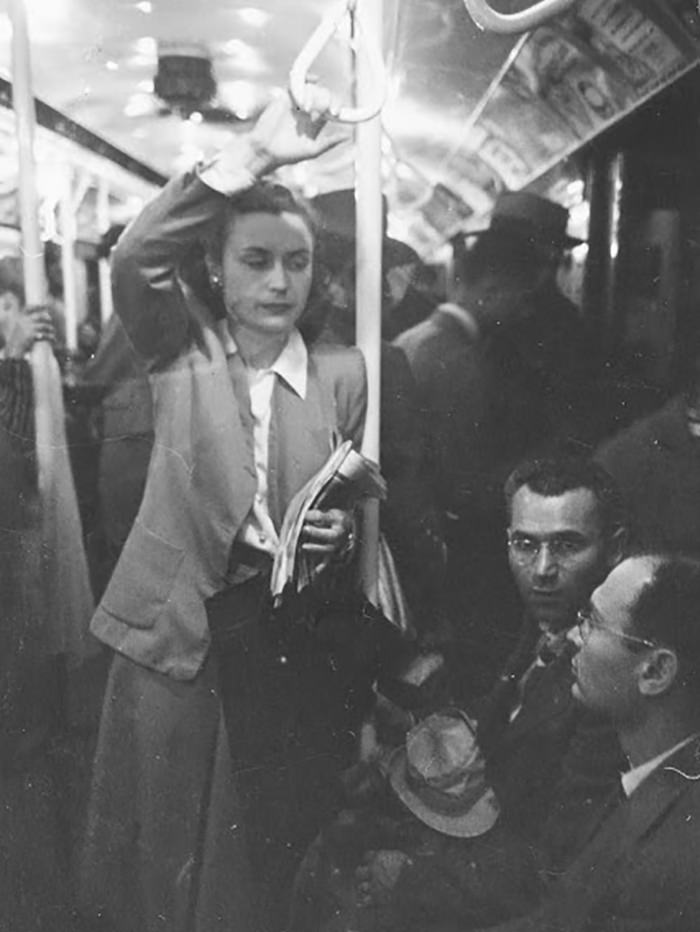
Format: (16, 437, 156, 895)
(0, 0, 698, 252)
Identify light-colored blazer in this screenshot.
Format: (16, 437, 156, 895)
(90, 172, 366, 680)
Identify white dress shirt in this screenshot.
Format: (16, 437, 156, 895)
(622, 732, 700, 797)
(218, 322, 308, 557)
(200, 156, 310, 558)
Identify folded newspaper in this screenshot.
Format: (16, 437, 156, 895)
(270, 440, 386, 604)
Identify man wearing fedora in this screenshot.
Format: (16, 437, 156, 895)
(395, 191, 592, 683)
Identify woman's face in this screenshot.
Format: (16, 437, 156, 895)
(219, 210, 314, 340)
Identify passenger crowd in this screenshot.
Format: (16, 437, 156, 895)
(2, 89, 700, 932)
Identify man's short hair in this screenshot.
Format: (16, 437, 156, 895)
(504, 456, 625, 539)
(630, 555, 700, 692)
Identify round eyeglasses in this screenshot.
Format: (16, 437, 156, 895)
(507, 533, 590, 567)
(576, 607, 657, 650)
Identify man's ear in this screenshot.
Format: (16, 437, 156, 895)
(606, 526, 628, 569)
(638, 648, 679, 698)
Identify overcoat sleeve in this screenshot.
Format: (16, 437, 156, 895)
(0, 358, 34, 443)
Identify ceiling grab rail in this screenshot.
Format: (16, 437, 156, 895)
(289, 0, 387, 123)
(463, 0, 578, 34)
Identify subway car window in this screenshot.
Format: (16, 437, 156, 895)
(1, 2, 700, 930)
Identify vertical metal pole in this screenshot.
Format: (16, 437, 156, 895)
(60, 164, 79, 353)
(583, 150, 617, 365)
(355, 0, 383, 603)
(9, 0, 53, 488)
(10, 0, 45, 305)
(97, 178, 114, 322)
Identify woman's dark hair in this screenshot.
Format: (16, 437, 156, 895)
(200, 181, 330, 342)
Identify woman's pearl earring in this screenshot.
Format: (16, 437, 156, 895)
(210, 273, 222, 291)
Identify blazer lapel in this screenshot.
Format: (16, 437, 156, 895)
(620, 737, 700, 849)
(267, 366, 336, 531)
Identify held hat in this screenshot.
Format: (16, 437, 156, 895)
(466, 191, 583, 250)
(389, 709, 500, 838)
(310, 188, 419, 271)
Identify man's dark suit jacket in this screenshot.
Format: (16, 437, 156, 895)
(487, 735, 700, 932)
(403, 738, 700, 932)
(476, 621, 624, 866)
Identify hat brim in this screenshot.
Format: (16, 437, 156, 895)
(389, 749, 500, 839)
(384, 237, 420, 268)
(461, 228, 583, 249)
(321, 233, 419, 271)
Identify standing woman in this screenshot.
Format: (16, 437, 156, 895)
(81, 91, 367, 932)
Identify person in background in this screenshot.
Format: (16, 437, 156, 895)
(310, 188, 447, 641)
(595, 350, 700, 555)
(358, 554, 700, 932)
(472, 457, 625, 862)
(80, 90, 375, 932)
(488, 554, 700, 932)
(79, 233, 155, 595)
(294, 457, 626, 932)
(0, 257, 77, 930)
(0, 257, 56, 759)
(293, 709, 539, 932)
(396, 193, 591, 680)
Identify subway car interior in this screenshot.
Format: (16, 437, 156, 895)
(2, 1, 700, 930)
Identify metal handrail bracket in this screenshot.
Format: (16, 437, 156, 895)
(463, 0, 578, 34)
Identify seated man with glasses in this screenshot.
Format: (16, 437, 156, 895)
(348, 459, 630, 930)
(471, 456, 627, 868)
(472, 554, 700, 932)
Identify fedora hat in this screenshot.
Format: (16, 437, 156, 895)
(465, 191, 583, 250)
(389, 710, 500, 838)
(310, 188, 420, 271)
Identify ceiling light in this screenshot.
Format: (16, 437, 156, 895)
(220, 80, 258, 120)
(129, 36, 158, 67)
(221, 38, 266, 74)
(237, 7, 270, 28)
(124, 93, 154, 118)
(134, 36, 157, 56)
(189, 111, 204, 125)
(106, 60, 120, 71)
(135, 1, 153, 12)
